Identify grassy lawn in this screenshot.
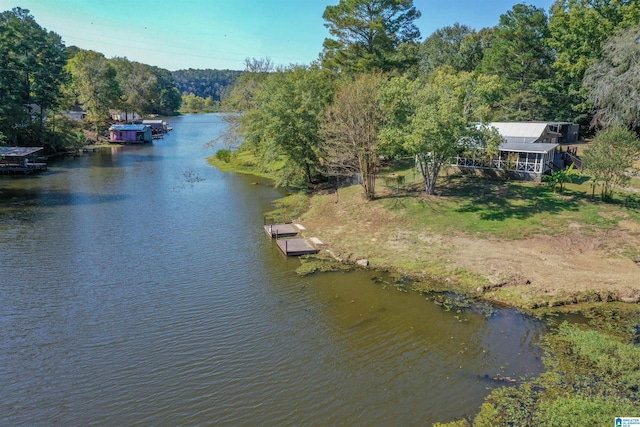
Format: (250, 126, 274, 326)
(208, 152, 640, 427)
(377, 161, 640, 240)
(207, 148, 285, 180)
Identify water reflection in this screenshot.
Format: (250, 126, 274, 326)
(0, 114, 546, 426)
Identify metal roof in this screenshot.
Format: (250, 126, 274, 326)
(109, 124, 150, 131)
(0, 147, 44, 157)
(499, 142, 558, 153)
(502, 136, 540, 144)
(489, 122, 559, 138)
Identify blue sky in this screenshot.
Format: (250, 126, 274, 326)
(1, 0, 555, 71)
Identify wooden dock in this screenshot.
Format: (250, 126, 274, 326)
(264, 223, 299, 238)
(276, 238, 319, 256)
(0, 163, 47, 175)
(0, 147, 47, 175)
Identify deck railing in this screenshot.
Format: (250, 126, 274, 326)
(454, 156, 544, 173)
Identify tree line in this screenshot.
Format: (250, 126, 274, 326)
(218, 2, 640, 424)
(172, 68, 243, 102)
(221, 0, 640, 200)
(0, 7, 182, 152)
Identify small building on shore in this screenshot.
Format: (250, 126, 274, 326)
(61, 105, 87, 121)
(453, 122, 579, 181)
(109, 124, 153, 144)
(142, 119, 167, 134)
(0, 147, 47, 174)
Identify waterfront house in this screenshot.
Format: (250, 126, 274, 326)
(109, 124, 153, 144)
(61, 105, 87, 121)
(110, 110, 142, 122)
(453, 122, 579, 181)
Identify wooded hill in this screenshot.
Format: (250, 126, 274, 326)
(172, 69, 243, 101)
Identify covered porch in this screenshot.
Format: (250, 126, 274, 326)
(454, 142, 558, 181)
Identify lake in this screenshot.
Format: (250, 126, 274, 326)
(0, 114, 545, 426)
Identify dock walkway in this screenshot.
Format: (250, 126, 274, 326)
(276, 238, 319, 256)
(264, 223, 298, 238)
(263, 222, 321, 256)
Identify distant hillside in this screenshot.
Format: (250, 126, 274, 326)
(172, 69, 244, 101)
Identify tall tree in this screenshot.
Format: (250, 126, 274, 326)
(172, 68, 242, 102)
(321, 0, 421, 73)
(0, 7, 67, 145)
(408, 70, 472, 195)
(149, 66, 181, 116)
(548, 0, 640, 124)
(381, 69, 498, 195)
(419, 23, 478, 75)
(111, 57, 157, 120)
(322, 73, 386, 200)
(583, 126, 640, 201)
(65, 50, 121, 134)
(583, 25, 640, 130)
(480, 4, 553, 120)
(241, 66, 335, 187)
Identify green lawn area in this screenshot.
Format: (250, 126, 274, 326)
(377, 161, 640, 239)
(207, 148, 285, 180)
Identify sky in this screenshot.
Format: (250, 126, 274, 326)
(1, 0, 556, 71)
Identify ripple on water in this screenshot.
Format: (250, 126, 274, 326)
(0, 115, 546, 426)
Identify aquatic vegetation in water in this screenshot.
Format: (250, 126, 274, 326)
(296, 256, 352, 276)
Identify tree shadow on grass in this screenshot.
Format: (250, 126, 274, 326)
(442, 176, 582, 221)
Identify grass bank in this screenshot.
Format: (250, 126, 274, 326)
(208, 149, 285, 181)
(208, 153, 640, 426)
(209, 152, 640, 310)
(299, 171, 640, 309)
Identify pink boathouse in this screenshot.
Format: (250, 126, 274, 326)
(109, 124, 153, 144)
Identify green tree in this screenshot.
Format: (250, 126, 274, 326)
(582, 126, 640, 201)
(0, 7, 67, 146)
(65, 50, 121, 134)
(321, 0, 421, 73)
(321, 73, 386, 200)
(181, 92, 208, 112)
(548, 0, 640, 124)
(211, 59, 273, 153)
(544, 162, 577, 193)
(241, 66, 336, 187)
(172, 68, 242, 102)
(480, 4, 553, 120)
(111, 58, 157, 120)
(148, 66, 181, 116)
(583, 25, 640, 130)
(419, 23, 478, 75)
(382, 69, 491, 195)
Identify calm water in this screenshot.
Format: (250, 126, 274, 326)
(0, 114, 545, 426)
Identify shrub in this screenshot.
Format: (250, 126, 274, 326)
(215, 149, 232, 163)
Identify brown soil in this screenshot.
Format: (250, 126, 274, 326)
(299, 188, 640, 309)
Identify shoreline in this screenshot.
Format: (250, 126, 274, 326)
(297, 185, 640, 313)
(209, 155, 639, 315)
(209, 156, 640, 425)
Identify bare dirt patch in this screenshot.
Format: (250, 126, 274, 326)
(300, 187, 640, 308)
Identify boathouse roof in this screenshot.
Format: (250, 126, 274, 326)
(109, 124, 150, 132)
(0, 147, 44, 157)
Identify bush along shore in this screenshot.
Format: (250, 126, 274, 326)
(209, 154, 640, 425)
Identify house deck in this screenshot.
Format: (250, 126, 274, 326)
(276, 238, 319, 256)
(264, 224, 298, 238)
